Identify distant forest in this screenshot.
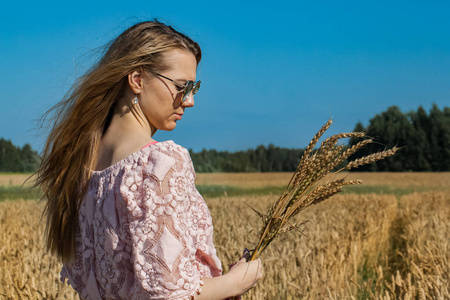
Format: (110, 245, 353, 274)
(0, 139, 40, 172)
(1, 104, 449, 173)
(348, 104, 450, 172)
(190, 104, 450, 172)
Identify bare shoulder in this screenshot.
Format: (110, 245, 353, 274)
(94, 136, 153, 171)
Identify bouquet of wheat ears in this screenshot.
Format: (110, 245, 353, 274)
(241, 119, 399, 264)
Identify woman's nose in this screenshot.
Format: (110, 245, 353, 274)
(182, 93, 195, 107)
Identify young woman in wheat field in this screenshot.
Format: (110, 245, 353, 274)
(36, 20, 262, 300)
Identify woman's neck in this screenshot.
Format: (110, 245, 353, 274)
(94, 98, 154, 171)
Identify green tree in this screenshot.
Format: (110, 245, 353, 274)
(0, 138, 25, 172)
(408, 106, 431, 171)
(349, 104, 449, 171)
(19, 144, 41, 172)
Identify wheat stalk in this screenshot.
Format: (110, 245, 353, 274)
(244, 119, 399, 262)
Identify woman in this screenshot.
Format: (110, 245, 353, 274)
(37, 20, 263, 299)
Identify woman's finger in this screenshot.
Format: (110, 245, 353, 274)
(241, 248, 250, 261)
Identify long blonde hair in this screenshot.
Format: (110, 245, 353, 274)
(36, 20, 201, 261)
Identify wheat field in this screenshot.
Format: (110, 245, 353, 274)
(0, 173, 449, 299)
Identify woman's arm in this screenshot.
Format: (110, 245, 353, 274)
(196, 258, 263, 300)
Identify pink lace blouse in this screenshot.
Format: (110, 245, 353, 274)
(61, 140, 222, 299)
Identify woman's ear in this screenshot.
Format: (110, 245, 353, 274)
(128, 69, 143, 94)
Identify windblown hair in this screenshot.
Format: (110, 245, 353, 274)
(36, 20, 201, 261)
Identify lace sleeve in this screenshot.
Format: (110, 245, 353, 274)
(120, 143, 206, 300)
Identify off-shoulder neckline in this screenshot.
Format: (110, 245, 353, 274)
(91, 140, 175, 175)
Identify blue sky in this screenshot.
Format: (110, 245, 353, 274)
(1, 1, 449, 152)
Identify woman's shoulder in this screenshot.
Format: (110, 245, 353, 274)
(119, 140, 196, 199)
(91, 140, 191, 178)
(150, 140, 189, 155)
(140, 140, 191, 173)
(142, 140, 191, 164)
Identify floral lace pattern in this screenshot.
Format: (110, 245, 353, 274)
(61, 141, 222, 299)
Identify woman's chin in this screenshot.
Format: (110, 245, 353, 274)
(159, 123, 177, 132)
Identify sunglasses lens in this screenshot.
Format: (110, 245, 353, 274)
(182, 82, 194, 102)
(192, 81, 201, 95)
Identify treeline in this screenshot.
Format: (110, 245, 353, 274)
(191, 104, 449, 172)
(189, 145, 304, 172)
(349, 104, 450, 171)
(1, 104, 449, 173)
(0, 139, 41, 172)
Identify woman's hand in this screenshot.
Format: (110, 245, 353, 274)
(197, 252, 263, 300)
(226, 257, 263, 296)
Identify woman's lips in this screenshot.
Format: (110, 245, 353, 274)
(174, 113, 183, 120)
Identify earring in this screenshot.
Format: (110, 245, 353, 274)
(133, 95, 139, 104)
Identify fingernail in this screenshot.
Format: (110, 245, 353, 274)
(242, 248, 250, 261)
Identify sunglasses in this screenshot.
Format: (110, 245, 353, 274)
(155, 73, 201, 103)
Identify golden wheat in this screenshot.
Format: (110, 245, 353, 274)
(210, 191, 449, 299)
(0, 173, 449, 299)
(195, 172, 450, 190)
(0, 174, 35, 186)
(243, 120, 398, 266)
(0, 200, 78, 299)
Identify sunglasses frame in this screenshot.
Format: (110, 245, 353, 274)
(154, 73, 201, 103)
